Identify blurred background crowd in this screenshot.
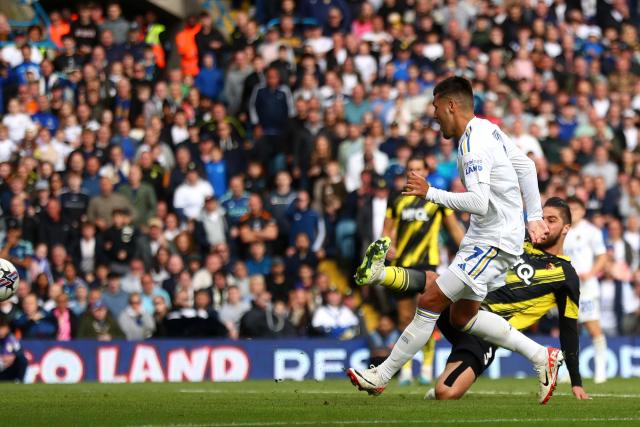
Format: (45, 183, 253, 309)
(0, 0, 638, 344)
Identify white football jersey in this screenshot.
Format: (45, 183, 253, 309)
(457, 117, 526, 255)
(563, 219, 607, 274)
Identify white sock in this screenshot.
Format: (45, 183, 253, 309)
(378, 308, 439, 383)
(593, 335, 607, 379)
(467, 311, 546, 365)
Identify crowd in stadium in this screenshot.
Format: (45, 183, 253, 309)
(0, 0, 638, 343)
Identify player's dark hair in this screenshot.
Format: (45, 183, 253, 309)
(544, 197, 572, 225)
(433, 76, 474, 108)
(565, 195, 585, 210)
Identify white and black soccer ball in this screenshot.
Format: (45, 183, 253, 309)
(0, 258, 19, 302)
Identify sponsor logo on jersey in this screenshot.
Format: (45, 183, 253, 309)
(463, 159, 483, 176)
(512, 258, 535, 285)
(400, 208, 431, 222)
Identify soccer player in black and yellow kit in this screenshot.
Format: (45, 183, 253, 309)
(383, 156, 465, 385)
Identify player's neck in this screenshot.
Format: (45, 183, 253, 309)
(454, 113, 476, 140)
(541, 236, 567, 256)
(543, 244, 561, 256)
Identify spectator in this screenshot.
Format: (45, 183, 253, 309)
(286, 191, 325, 256)
(120, 258, 146, 294)
(0, 219, 33, 281)
(198, 196, 227, 250)
(59, 173, 90, 230)
(86, 176, 135, 232)
(0, 316, 28, 382)
(246, 241, 272, 276)
(266, 257, 292, 304)
(582, 146, 619, 189)
(173, 162, 214, 220)
(102, 273, 128, 319)
(71, 221, 100, 277)
(101, 208, 138, 275)
(267, 171, 297, 250)
(239, 193, 278, 247)
(240, 291, 295, 338)
(118, 165, 157, 227)
(78, 299, 125, 340)
(288, 287, 313, 336)
(151, 295, 170, 337)
(249, 67, 295, 160)
(219, 285, 250, 339)
(52, 293, 78, 341)
(165, 289, 228, 337)
(61, 262, 87, 297)
(71, 4, 99, 52)
(140, 272, 171, 315)
(195, 53, 224, 101)
(38, 198, 74, 249)
(13, 294, 57, 339)
(223, 50, 253, 115)
(311, 287, 359, 339)
(6, 196, 37, 245)
(2, 99, 33, 143)
(101, 3, 130, 45)
(118, 292, 155, 340)
(368, 315, 400, 366)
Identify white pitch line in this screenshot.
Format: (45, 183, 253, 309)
(177, 389, 640, 399)
(133, 417, 640, 427)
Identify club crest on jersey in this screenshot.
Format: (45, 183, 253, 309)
(463, 159, 483, 176)
(512, 258, 534, 285)
(401, 208, 430, 222)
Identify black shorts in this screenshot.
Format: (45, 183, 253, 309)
(446, 338, 496, 378)
(438, 306, 496, 378)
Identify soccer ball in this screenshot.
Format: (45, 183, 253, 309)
(0, 258, 19, 302)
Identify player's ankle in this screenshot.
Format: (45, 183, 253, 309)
(531, 347, 547, 365)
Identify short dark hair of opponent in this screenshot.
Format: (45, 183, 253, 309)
(544, 197, 572, 225)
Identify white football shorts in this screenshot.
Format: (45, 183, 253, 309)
(578, 277, 601, 323)
(437, 244, 518, 302)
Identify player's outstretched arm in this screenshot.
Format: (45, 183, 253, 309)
(403, 171, 490, 215)
(555, 275, 589, 400)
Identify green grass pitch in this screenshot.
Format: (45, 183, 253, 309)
(1, 378, 639, 426)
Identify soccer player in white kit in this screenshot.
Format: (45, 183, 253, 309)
(347, 77, 563, 404)
(564, 197, 608, 383)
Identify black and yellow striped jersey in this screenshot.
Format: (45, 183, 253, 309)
(386, 194, 454, 268)
(483, 242, 580, 331)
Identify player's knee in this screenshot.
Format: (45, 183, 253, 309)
(425, 271, 438, 288)
(417, 284, 449, 313)
(434, 384, 462, 400)
(450, 312, 475, 331)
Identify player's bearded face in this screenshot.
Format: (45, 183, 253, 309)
(535, 207, 566, 250)
(534, 227, 561, 249)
